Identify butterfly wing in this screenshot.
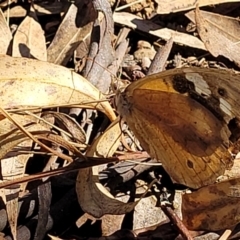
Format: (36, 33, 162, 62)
(118, 68, 238, 188)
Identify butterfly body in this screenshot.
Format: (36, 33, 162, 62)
(117, 68, 239, 188)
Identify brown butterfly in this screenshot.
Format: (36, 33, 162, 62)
(116, 67, 240, 189)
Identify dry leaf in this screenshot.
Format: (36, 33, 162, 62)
(0, 8, 12, 54)
(0, 119, 49, 240)
(95, 119, 121, 158)
(76, 119, 153, 218)
(0, 55, 116, 122)
(3, 3, 64, 18)
(182, 177, 240, 231)
(155, 0, 240, 14)
(12, 6, 46, 61)
(76, 119, 139, 218)
(47, 3, 95, 65)
(0, 53, 116, 238)
(101, 213, 126, 236)
(113, 12, 206, 50)
(195, 6, 240, 66)
(76, 167, 140, 218)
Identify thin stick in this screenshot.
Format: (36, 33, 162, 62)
(161, 205, 193, 240)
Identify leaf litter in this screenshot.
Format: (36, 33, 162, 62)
(0, 0, 240, 240)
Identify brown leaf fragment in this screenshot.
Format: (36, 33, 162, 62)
(47, 2, 96, 65)
(4, 2, 64, 18)
(113, 12, 206, 50)
(195, 6, 240, 67)
(33, 182, 52, 240)
(12, 6, 46, 61)
(182, 177, 240, 231)
(0, 8, 12, 54)
(155, 0, 240, 14)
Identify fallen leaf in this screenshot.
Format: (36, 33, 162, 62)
(0, 55, 116, 122)
(113, 12, 206, 50)
(0, 8, 12, 54)
(195, 6, 240, 66)
(76, 119, 139, 218)
(155, 0, 240, 14)
(95, 119, 121, 157)
(0, 120, 49, 240)
(12, 6, 46, 61)
(47, 3, 95, 65)
(182, 177, 240, 231)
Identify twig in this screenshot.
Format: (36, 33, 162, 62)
(147, 37, 173, 75)
(161, 205, 193, 240)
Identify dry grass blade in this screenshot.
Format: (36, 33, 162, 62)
(0, 156, 121, 189)
(0, 107, 74, 162)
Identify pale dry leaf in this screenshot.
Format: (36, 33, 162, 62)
(0, 55, 116, 122)
(195, 7, 240, 66)
(3, 3, 64, 18)
(12, 6, 46, 61)
(76, 167, 139, 218)
(155, 0, 240, 14)
(96, 118, 121, 157)
(0, 112, 41, 135)
(0, 8, 12, 54)
(0, 53, 115, 236)
(0, 0, 17, 7)
(0, 118, 50, 240)
(113, 12, 206, 50)
(186, 9, 240, 41)
(47, 3, 95, 65)
(182, 177, 240, 231)
(0, 127, 84, 187)
(76, 119, 144, 218)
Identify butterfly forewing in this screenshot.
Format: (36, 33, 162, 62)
(117, 67, 239, 188)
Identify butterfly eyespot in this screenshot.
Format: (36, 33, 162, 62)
(187, 160, 194, 169)
(218, 88, 227, 97)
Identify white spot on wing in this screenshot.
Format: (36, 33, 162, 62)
(185, 73, 211, 96)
